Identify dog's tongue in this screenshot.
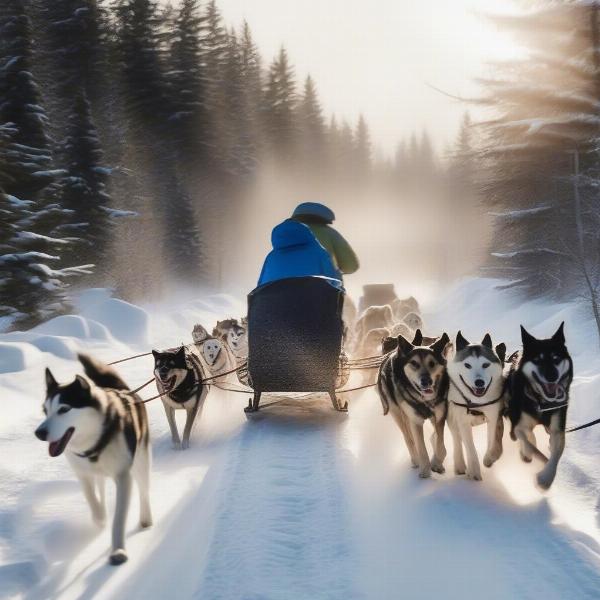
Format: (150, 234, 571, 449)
(474, 388, 486, 397)
(543, 382, 558, 398)
(48, 428, 74, 457)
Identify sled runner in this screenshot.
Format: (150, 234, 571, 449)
(245, 276, 347, 413)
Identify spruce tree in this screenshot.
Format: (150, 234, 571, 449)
(298, 74, 326, 174)
(263, 46, 297, 163)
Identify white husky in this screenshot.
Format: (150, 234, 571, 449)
(35, 355, 152, 565)
(446, 332, 507, 481)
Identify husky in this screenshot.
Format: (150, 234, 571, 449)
(391, 296, 420, 321)
(507, 323, 572, 490)
(377, 331, 451, 478)
(382, 330, 437, 354)
(35, 354, 152, 565)
(402, 312, 423, 333)
(213, 319, 248, 364)
(355, 304, 394, 355)
(152, 345, 208, 450)
(446, 332, 507, 481)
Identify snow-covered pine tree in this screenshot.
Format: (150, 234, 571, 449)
(0, 0, 55, 199)
(0, 0, 93, 330)
(38, 0, 116, 270)
(167, 0, 211, 164)
(263, 46, 298, 164)
(478, 1, 600, 301)
(58, 92, 113, 267)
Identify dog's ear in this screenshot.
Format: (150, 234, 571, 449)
(520, 325, 536, 346)
(45, 368, 58, 392)
(396, 334, 413, 356)
(382, 336, 397, 354)
(455, 330, 469, 352)
(152, 349, 160, 359)
(431, 332, 450, 358)
(495, 342, 506, 363)
(552, 321, 565, 345)
(481, 333, 492, 348)
(411, 328, 423, 346)
(74, 375, 91, 392)
(176, 345, 186, 357)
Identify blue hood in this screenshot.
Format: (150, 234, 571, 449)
(271, 220, 315, 249)
(257, 219, 342, 289)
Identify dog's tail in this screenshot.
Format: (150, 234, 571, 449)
(78, 354, 129, 391)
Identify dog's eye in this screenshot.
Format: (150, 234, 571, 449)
(428, 360, 435, 369)
(57, 406, 71, 414)
(482, 362, 490, 369)
(465, 363, 472, 369)
(552, 354, 562, 364)
(410, 360, 419, 369)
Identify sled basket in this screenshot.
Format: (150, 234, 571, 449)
(247, 277, 344, 393)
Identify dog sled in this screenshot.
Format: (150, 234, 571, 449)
(244, 276, 348, 413)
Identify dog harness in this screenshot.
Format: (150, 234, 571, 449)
(448, 376, 506, 416)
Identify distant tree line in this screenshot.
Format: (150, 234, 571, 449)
(0, 0, 465, 331)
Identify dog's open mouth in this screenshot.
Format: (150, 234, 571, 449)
(460, 376, 492, 398)
(49, 427, 74, 457)
(161, 375, 177, 390)
(533, 373, 565, 400)
(419, 386, 435, 396)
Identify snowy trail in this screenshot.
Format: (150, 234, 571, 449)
(3, 281, 600, 599)
(196, 398, 358, 599)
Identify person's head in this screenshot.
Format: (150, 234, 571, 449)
(291, 202, 335, 225)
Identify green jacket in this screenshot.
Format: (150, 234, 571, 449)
(305, 223, 359, 275)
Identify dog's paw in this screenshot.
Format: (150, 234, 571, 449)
(454, 466, 466, 476)
(483, 454, 496, 468)
(418, 469, 432, 479)
(520, 452, 532, 463)
(536, 470, 554, 491)
(431, 462, 445, 474)
(109, 549, 128, 566)
(410, 460, 419, 469)
(466, 471, 482, 482)
(140, 517, 153, 529)
(172, 441, 182, 451)
(181, 439, 190, 450)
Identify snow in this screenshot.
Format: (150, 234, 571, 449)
(0, 341, 42, 374)
(2, 279, 600, 599)
(79, 297, 149, 346)
(33, 315, 113, 342)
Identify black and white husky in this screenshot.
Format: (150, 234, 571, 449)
(446, 332, 507, 481)
(377, 331, 451, 478)
(35, 354, 152, 565)
(508, 323, 573, 490)
(152, 346, 208, 450)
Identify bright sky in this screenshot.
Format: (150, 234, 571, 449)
(209, 0, 519, 156)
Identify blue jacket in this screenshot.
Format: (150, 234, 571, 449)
(257, 220, 342, 288)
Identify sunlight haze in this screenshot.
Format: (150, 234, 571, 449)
(212, 0, 519, 155)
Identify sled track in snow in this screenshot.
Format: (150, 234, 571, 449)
(195, 398, 361, 600)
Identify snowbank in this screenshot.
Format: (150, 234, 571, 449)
(79, 298, 149, 346)
(34, 314, 113, 342)
(0, 341, 43, 374)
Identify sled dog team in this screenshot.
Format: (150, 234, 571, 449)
(34, 306, 573, 565)
(378, 323, 572, 491)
